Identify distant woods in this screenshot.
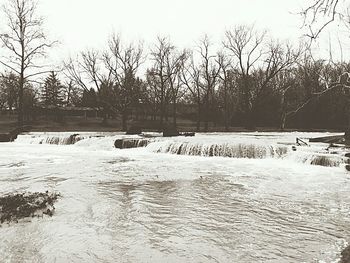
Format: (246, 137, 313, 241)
(1, 0, 350, 131)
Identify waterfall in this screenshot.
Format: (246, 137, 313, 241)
(43, 134, 86, 145)
(145, 140, 348, 168)
(289, 152, 347, 167)
(114, 138, 150, 149)
(15, 133, 89, 145)
(13, 132, 349, 168)
(146, 141, 289, 159)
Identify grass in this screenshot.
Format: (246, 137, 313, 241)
(0, 114, 344, 133)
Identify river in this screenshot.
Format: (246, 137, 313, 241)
(0, 132, 349, 262)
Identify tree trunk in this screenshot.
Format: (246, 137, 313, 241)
(172, 99, 177, 128)
(196, 102, 201, 132)
(204, 94, 209, 132)
(18, 71, 24, 127)
(102, 109, 108, 125)
(279, 92, 287, 131)
(122, 112, 128, 131)
(224, 85, 228, 131)
(280, 113, 287, 131)
(160, 102, 164, 129)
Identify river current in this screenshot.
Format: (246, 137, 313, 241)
(0, 132, 349, 262)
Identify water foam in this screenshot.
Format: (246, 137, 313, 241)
(14, 132, 349, 168)
(146, 140, 288, 159)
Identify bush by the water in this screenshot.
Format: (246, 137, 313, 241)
(0, 191, 60, 224)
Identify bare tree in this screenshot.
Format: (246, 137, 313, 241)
(197, 35, 220, 131)
(181, 53, 203, 131)
(65, 49, 114, 123)
(0, 0, 57, 126)
(224, 26, 302, 127)
(62, 80, 82, 107)
(278, 53, 340, 130)
(148, 37, 174, 129)
(257, 41, 303, 100)
(301, 0, 347, 39)
(166, 48, 188, 128)
(223, 25, 266, 127)
(217, 52, 235, 131)
(103, 34, 144, 130)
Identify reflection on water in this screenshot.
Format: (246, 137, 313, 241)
(0, 133, 349, 262)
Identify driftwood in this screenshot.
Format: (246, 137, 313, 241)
(296, 138, 309, 146)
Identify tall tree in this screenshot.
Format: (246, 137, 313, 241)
(0, 0, 56, 126)
(148, 37, 174, 129)
(103, 34, 144, 130)
(41, 71, 64, 107)
(62, 80, 82, 107)
(217, 52, 236, 131)
(166, 48, 188, 128)
(181, 53, 203, 131)
(198, 35, 220, 131)
(0, 72, 19, 113)
(65, 49, 114, 124)
(224, 25, 266, 127)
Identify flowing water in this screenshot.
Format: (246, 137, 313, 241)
(0, 132, 350, 263)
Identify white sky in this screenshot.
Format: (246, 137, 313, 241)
(40, 0, 305, 60)
(0, 0, 348, 65)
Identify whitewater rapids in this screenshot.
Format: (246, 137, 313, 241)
(0, 132, 349, 262)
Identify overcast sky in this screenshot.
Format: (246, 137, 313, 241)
(0, 0, 347, 64)
(40, 0, 304, 59)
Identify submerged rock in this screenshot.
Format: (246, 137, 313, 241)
(0, 191, 60, 224)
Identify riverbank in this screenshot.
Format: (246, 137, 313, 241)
(0, 115, 344, 134)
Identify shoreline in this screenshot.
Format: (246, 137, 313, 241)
(0, 124, 345, 134)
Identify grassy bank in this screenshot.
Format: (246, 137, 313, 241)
(0, 114, 344, 134)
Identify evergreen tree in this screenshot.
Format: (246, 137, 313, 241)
(81, 88, 98, 107)
(41, 71, 64, 107)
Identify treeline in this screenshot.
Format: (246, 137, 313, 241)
(1, 26, 350, 131)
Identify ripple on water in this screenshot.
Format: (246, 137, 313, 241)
(0, 133, 350, 262)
